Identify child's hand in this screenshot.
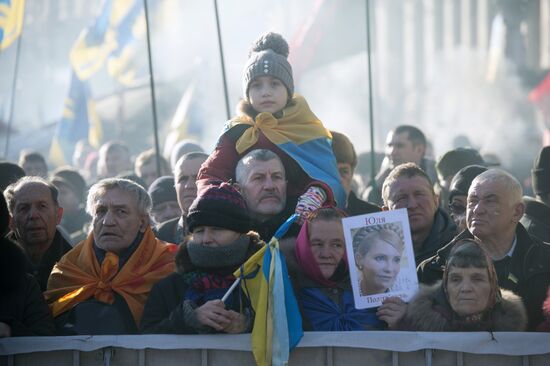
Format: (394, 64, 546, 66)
(295, 186, 327, 224)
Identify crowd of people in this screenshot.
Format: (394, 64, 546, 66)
(2, 32, 550, 339)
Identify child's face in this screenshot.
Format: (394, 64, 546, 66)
(248, 76, 288, 114)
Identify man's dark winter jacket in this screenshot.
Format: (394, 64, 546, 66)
(521, 196, 550, 243)
(8, 229, 72, 291)
(0, 237, 55, 336)
(414, 208, 457, 265)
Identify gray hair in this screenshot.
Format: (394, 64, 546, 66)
(86, 178, 152, 216)
(469, 169, 522, 206)
(235, 149, 285, 184)
(4, 176, 59, 214)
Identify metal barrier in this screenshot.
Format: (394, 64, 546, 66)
(1, 332, 550, 366)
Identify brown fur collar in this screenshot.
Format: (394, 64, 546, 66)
(400, 282, 527, 331)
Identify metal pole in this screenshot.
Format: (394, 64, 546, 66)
(365, 0, 377, 188)
(4, 0, 27, 158)
(213, 0, 231, 120)
(143, 0, 162, 176)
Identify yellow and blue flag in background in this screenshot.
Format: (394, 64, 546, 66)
(70, 0, 145, 85)
(49, 72, 102, 166)
(234, 215, 303, 366)
(0, 0, 25, 50)
(50, 0, 145, 166)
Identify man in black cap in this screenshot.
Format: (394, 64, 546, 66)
(148, 176, 181, 227)
(447, 165, 487, 232)
(520, 146, 550, 242)
(435, 148, 485, 209)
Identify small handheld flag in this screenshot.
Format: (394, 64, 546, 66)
(233, 214, 303, 366)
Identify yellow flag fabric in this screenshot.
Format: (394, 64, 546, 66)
(226, 95, 331, 154)
(0, 0, 25, 50)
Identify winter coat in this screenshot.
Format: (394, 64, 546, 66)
(45, 227, 176, 335)
(140, 233, 264, 334)
(417, 224, 550, 330)
(0, 237, 55, 336)
(154, 216, 185, 245)
(250, 196, 300, 242)
(8, 229, 73, 291)
(414, 208, 457, 265)
(398, 282, 527, 332)
(197, 96, 343, 206)
(345, 191, 380, 216)
(520, 196, 550, 243)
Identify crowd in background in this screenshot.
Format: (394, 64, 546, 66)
(1, 32, 550, 339)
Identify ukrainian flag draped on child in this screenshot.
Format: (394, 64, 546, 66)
(234, 215, 303, 366)
(224, 94, 346, 208)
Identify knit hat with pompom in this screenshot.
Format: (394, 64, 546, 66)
(242, 32, 294, 100)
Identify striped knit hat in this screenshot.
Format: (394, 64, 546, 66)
(186, 182, 250, 233)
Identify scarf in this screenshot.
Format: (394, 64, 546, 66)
(45, 226, 177, 326)
(295, 221, 349, 288)
(299, 288, 385, 331)
(225, 94, 345, 207)
(187, 236, 251, 269)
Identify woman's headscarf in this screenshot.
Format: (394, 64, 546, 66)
(294, 207, 348, 288)
(439, 239, 501, 328)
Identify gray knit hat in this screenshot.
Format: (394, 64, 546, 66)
(242, 32, 294, 100)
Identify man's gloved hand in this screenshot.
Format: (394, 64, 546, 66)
(295, 186, 327, 224)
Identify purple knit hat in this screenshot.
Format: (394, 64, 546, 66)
(186, 182, 250, 233)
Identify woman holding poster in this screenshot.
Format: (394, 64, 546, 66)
(353, 226, 404, 296)
(285, 207, 387, 331)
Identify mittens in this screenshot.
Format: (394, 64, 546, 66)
(295, 186, 327, 224)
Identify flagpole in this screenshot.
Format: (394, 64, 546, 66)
(4, 0, 27, 158)
(365, 0, 376, 188)
(142, 0, 162, 176)
(213, 0, 231, 121)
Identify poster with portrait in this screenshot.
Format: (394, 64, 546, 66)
(342, 208, 418, 309)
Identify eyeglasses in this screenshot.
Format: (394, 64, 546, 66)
(448, 202, 466, 215)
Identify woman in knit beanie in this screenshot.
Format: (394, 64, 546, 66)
(197, 32, 345, 224)
(141, 182, 264, 334)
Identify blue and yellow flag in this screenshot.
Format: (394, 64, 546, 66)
(70, 0, 144, 84)
(49, 72, 102, 166)
(0, 0, 25, 50)
(234, 215, 303, 366)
